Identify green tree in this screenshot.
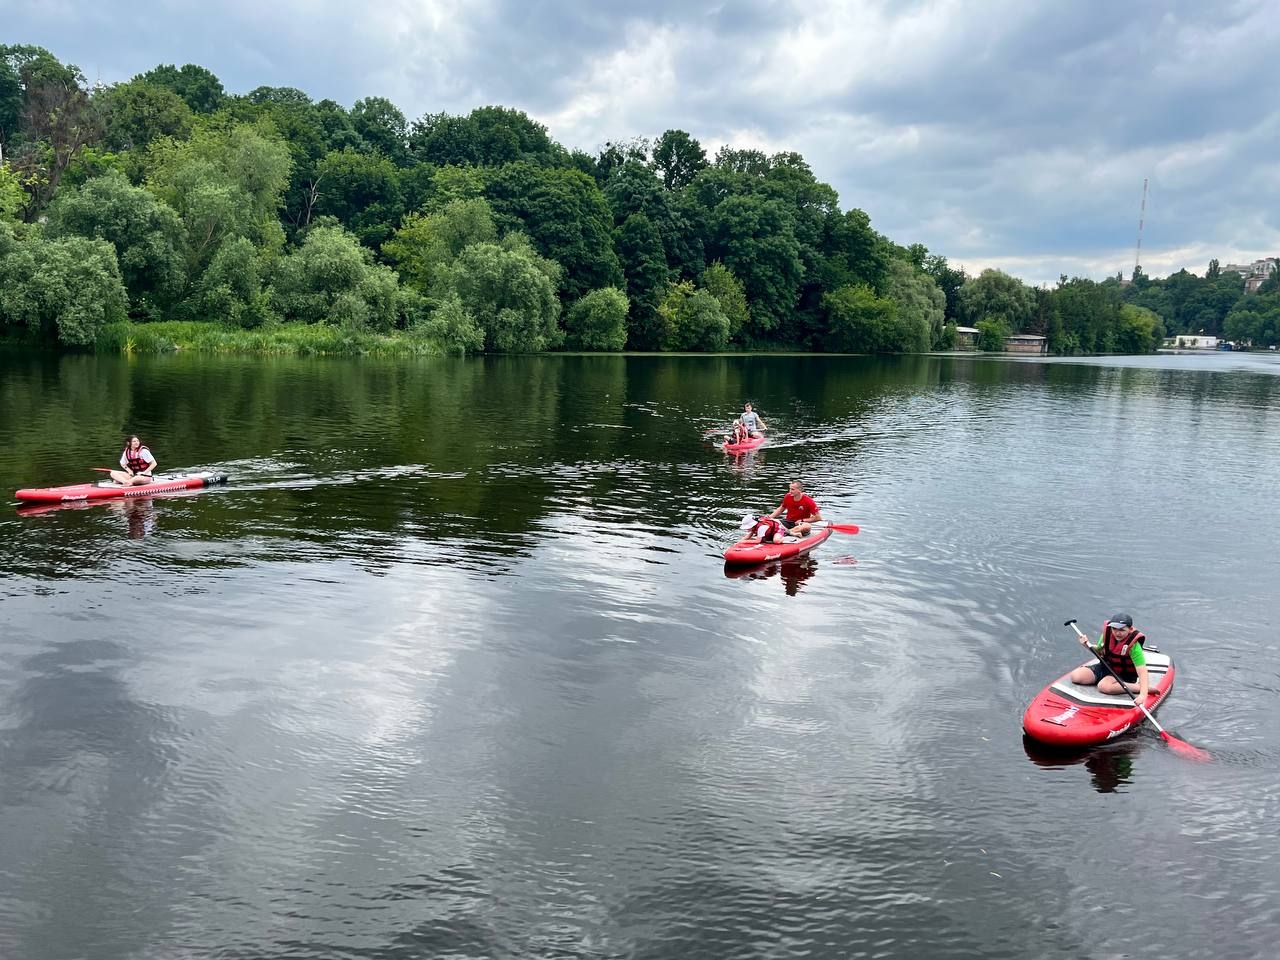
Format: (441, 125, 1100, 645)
(975, 317, 1011, 351)
(922, 253, 967, 323)
(699, 261, 748, 341)
(883, 258, 945, 350)
(406, 291, 482, 353)
(448, 239, 563, 351)
(704, 192, 803, 340)
(612, 212, 669, 348)
(0, 54, 21, 145)
(311, 147, 404, 248)
(651, 129, 708, 190)
(45, 170, 186, 315)
(137, 63, 225, 113)
(0, 163, 24, 221)
(822, 283, 908, 353)
(385, 197, 498, 292)
(145, 121, 292, 275)
(485, 161, 623, 300)
(960, 268, 1035, 330)
(188, 236, 274, 327)
(0, 223, 128, 344)
(98, 78, 193, 151)
(350, 96, 408, 163)
(818, 207, 889, 295)
(271, 224, 401, 330)
(1116, 303, 1164, 353)
(603, 160, 700, 277)
(565, 286, 629, 350)
(658, 280, 730, 351)
(593, 137, 650, 184)
(410, 106, 564, 167)
(5, 51, 102, 215)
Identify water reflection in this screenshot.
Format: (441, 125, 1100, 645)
(723, 555, 821, 596)
(1022, 736, 1143, 793)
(16, 493, 173, 539)
(3, 350, 1280, 959)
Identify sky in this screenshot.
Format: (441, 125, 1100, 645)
(7, 0, 1280, 285)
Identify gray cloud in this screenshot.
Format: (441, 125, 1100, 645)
(8, 0, 1280, 283)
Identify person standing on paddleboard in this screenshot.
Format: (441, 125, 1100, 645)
(756, 480, 822, 542)
(740, 402, 766, 438)
(110, 435, 157, 486)
(1070, 613, 1151, 708)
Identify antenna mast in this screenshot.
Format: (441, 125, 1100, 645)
(1133, 177, 1148, 278)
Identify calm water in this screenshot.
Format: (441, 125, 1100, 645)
(2, 350, 1278, 960)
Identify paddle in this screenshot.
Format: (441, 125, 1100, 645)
(92, 467, 114, 473)
(1065, 618, 1210, 761)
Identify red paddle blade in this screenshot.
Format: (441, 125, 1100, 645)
(827, 523, 860, 534)
(1160, 732, 1211, 762)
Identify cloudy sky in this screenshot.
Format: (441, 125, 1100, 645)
(10, 0, 1280, 283)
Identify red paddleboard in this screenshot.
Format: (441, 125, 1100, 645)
(15, 472, 228, 504)
(722, 435, 765, 453)
(1022, 650, 1175, 748)
(723, 526, 832, 566)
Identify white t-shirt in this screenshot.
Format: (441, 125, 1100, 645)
(120, 446, 157, 471)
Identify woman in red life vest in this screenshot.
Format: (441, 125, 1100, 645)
(110, 435, 158, 486)
(1069, 613, 1150, 708)
(727, 419, 750, 446)
(761, 479, 823, 541)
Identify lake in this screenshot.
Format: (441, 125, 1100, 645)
(2, 349, 1278, 959)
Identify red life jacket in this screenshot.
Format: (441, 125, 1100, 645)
(1100, 623, 1145, 682)
(751, 516, 783, 542)
(124, 445, 152, 474)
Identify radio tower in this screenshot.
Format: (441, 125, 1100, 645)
(1133, 177, 1148, 280)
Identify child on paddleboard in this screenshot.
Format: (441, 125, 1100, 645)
(1070, 613, 1151, 708)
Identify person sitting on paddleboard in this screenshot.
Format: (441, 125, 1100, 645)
(740, 402, 766, 438)
(110, 435, 157, 486)
(1069, 613, 1150, 709)
(726, 418, 750, 446)
(758, 480, 822, 542)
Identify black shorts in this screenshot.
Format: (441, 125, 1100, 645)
(1086, 660, 1137, 684)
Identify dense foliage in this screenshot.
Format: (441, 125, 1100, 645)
(0, 43, 1267, 354)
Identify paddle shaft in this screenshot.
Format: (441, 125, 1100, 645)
(1065, 619, 1166, 732)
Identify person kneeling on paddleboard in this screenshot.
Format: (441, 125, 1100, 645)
(763, 480, 822, 541)
(110, 435, 157, 487)
(740, 402, 766, 438)
(726, 419, 750, 446)
(746, 515, 786, 543)
(1070, 613, 1150, 708)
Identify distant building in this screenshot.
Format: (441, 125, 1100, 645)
(1004, 334, 1047, 354)
(1222, 258, 1275, 293)
(1165, 335, 1220, 349)
(955, 326, 979, 349)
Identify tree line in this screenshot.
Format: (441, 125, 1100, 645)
(0, 44, 1241, 354)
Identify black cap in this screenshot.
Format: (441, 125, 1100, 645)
(1107, 613, 1133, 628)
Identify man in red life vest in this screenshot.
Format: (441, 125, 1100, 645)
(752, 480, 823, 543)
(1069, 613, 1150, 708)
